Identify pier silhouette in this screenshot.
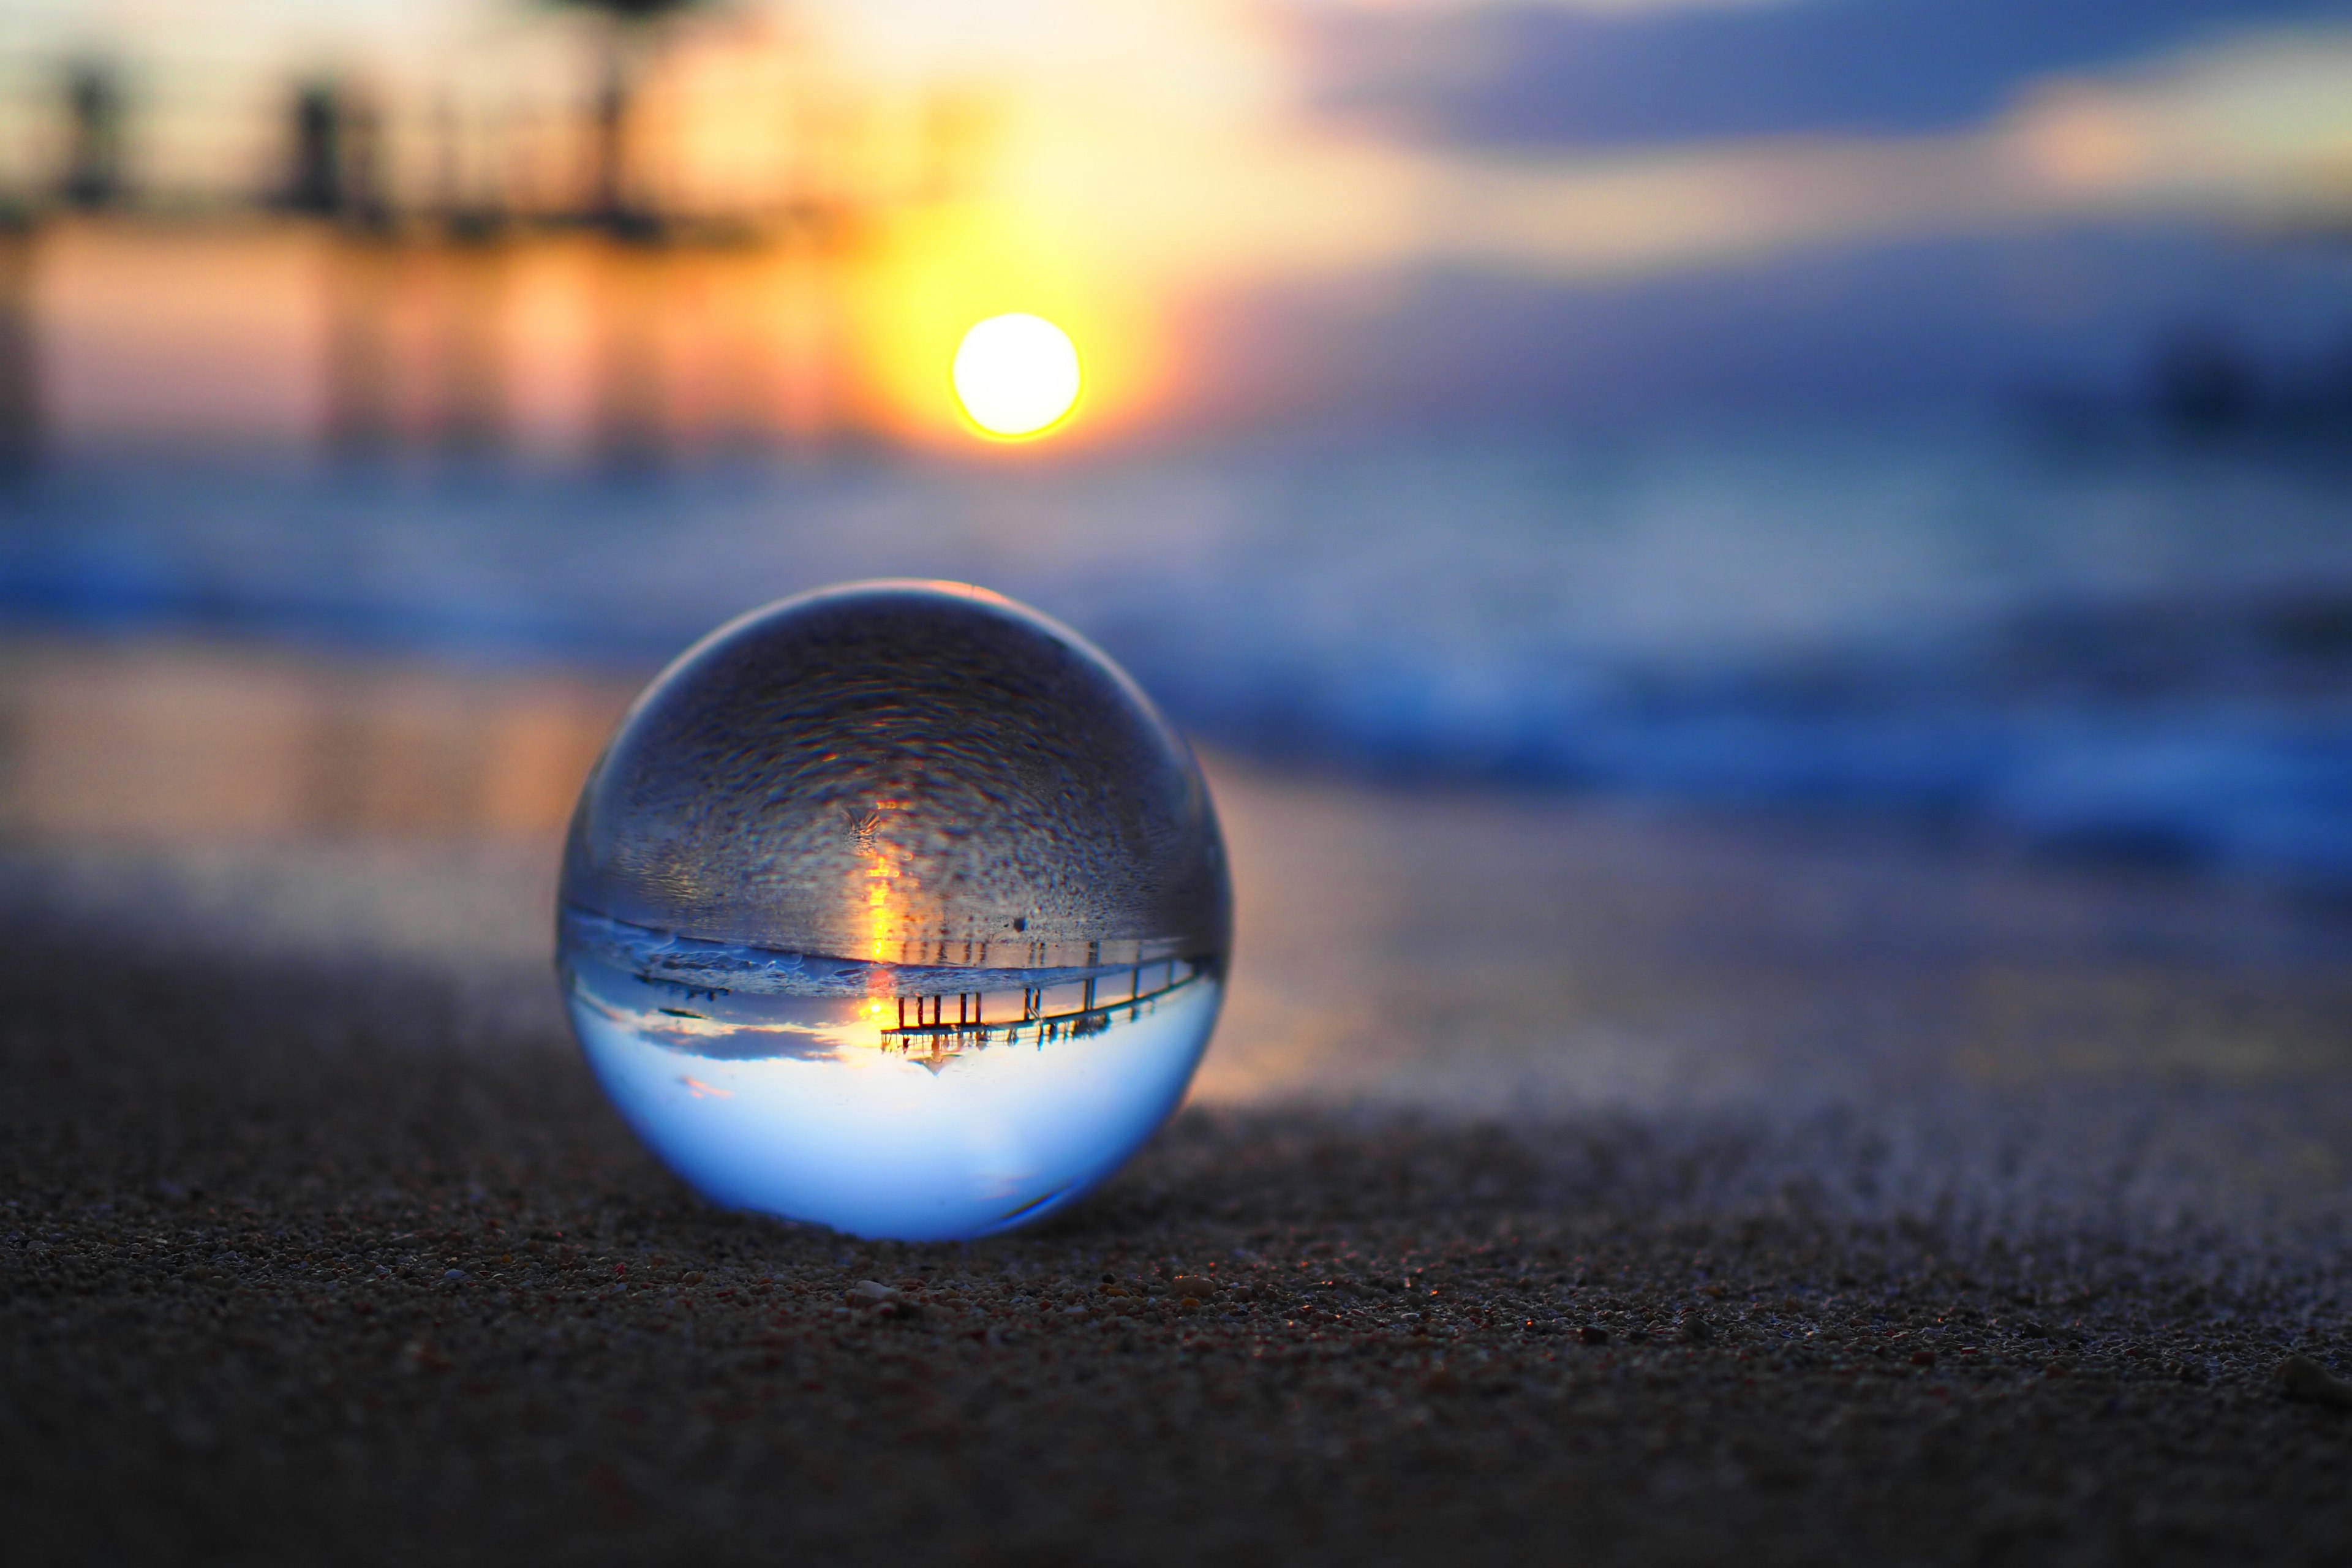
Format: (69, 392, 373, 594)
(880, 959, 1205, 1066)
(0, 6, 999, 464)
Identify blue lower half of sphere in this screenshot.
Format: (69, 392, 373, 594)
(559, 911, 1222, 1240)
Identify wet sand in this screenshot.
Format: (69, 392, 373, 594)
(7, 745, 2352, 1563)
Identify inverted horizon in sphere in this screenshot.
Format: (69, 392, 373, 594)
(952, 314, 1082, 439)
(563, 914, 1223, 1240)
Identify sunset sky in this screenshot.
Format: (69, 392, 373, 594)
(6, 0, 2352, 444)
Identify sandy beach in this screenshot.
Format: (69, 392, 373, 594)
(6, 662, 2352, 1564)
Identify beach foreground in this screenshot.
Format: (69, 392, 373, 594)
(6, 758, 2352, 1565)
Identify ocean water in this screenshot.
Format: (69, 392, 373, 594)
(5, 416, 2351, 884)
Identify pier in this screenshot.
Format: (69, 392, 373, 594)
(880, 959, 1201, 1059)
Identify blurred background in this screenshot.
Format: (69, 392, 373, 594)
(3, 0, 2352, 1057)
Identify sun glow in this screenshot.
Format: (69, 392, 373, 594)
(951, 314, 1082, 438)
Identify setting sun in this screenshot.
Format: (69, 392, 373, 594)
(951, 314, 1081, 439)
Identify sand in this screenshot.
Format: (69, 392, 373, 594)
(6, 764, 2352, 1565)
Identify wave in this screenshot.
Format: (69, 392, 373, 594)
(5, 423, 2351, 886)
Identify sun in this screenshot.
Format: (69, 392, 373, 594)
(951, 314, 1082, 439)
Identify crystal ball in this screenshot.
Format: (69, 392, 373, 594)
(557, 581, 1231, 1239)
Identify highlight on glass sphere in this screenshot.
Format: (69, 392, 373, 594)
(951, 313, 1082, 438)
(556, 581, 1231, 1240)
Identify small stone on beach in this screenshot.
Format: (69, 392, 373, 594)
(2274, 1355, 2352, 1409)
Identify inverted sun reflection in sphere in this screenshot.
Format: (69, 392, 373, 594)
(557, 581, 1231, 1240)
(951, 314, 1082, 437)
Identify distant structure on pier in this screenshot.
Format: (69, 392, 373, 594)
(281, 80, 385, 226)
(59, 59, 129, 210)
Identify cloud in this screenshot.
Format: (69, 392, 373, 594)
(1168, 18, 2352, 424)
(1292, 0, 2352, 149)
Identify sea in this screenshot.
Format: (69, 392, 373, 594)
(4, 412, 2351, 889)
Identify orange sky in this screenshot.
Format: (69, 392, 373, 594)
(9, 2, 2352, 450)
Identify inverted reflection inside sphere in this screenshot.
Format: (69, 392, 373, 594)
(556, 581, 1231, 1240)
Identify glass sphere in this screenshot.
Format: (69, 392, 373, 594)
(557, 581, 1231, 1240)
